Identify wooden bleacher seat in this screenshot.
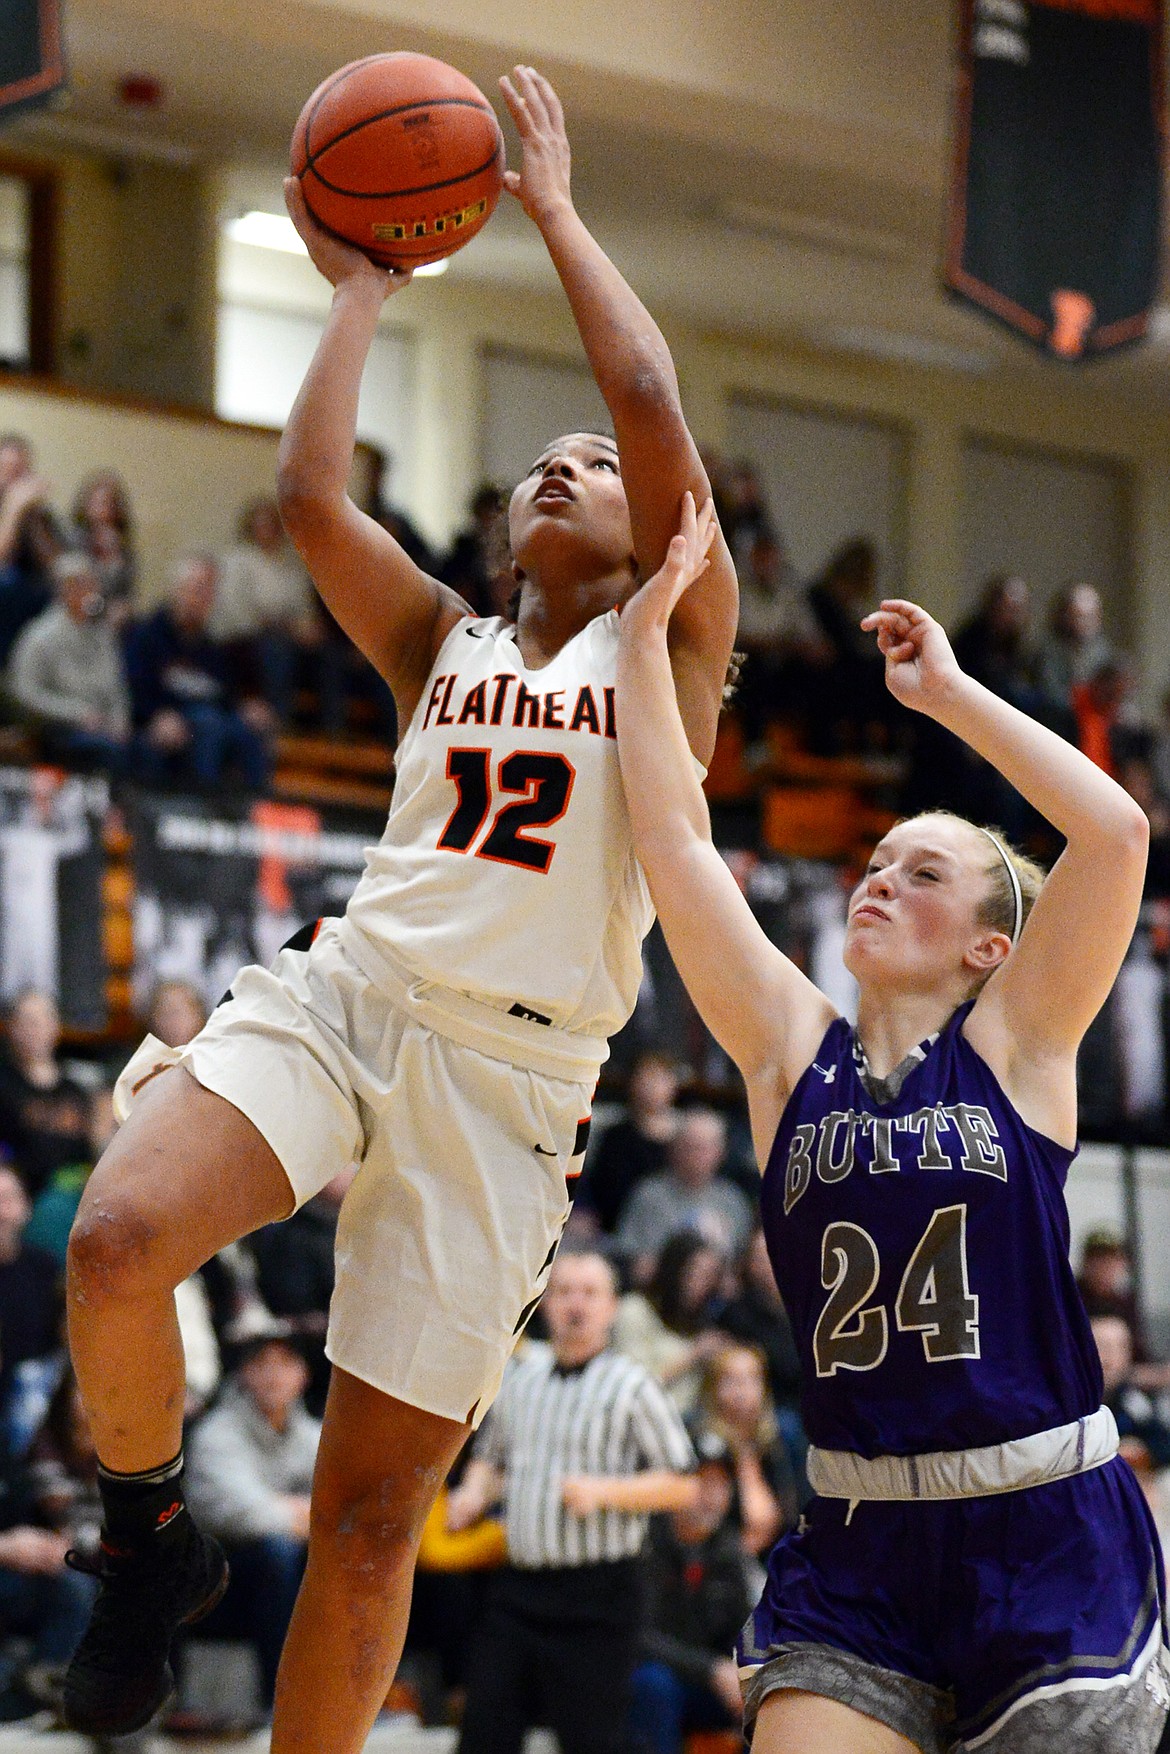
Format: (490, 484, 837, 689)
(273, 733, 394, 813)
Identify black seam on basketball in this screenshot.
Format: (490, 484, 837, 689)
(303, 61, 384, 162)
(301, 140, 503, 201)
(305, 96, 498, 174)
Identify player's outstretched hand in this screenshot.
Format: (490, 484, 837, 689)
(499, 65, 573, 226)
(283, 177, 413, 298)
(860, 599, 963, 715)
(621, 491, 718, 640)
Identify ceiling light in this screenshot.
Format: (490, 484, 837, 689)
(224, 210, 447, 275)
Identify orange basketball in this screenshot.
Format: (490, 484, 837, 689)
(290, 53, 505, 268)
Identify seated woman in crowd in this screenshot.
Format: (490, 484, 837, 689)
(694, 1342, 798, 1558)
(612, 1232, 727, 1417)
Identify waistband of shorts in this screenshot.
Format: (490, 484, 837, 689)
(330, 915, 607, 1083)
(806, 1406, 1120, 1503)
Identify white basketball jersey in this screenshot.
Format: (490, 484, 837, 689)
(345, 611, 653, 1037)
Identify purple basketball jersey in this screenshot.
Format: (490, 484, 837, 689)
(759, 1000, 1102, 1457)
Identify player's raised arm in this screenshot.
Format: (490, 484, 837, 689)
(275, 179, 468, 725)
(500, 67, 738, 765)
(861, 600, 1149, 1076)
(616, 496, 836, 1154)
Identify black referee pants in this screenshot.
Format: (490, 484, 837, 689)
(457, 1562, 639, 1754)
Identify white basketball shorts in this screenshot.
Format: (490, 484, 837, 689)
(114, 916, 602, 1426)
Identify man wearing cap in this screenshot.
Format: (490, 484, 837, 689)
(184, 1323, 319, 1714)
(446, 1249, 698, 1754)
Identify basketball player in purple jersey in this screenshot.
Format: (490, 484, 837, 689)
(58, 72, 736, 1752)
(615, 495, 1168, 1752)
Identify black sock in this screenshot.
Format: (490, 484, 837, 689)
(97, 1451, 187, 1557)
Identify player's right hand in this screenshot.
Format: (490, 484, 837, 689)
(283, 177, 413, 298)
(499, 66, 573, 226)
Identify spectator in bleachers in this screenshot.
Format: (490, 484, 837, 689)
(0, 437, 58, 666)
(125, 554, 274, 792)
(952, 574, 1038, 701)
(1072, 656, 1146, 780)
(612, 1233, 727, 1416)
(69, 471, 137, 621)
(1077, 1228, 1143, 1335)
(803, 537, 889, 753)
(578, 1052, 680, 1235)
(1118, 757, 1170, 899)
(614, 1107, 753, 1284)
(719, 461, 775, 575)
(185, 1326, 319, 1713)
(715, 1228, 803, 1429)
(145, 977, 208, 1050)
(628, 1430, 750, 1754)
(27, 1370, 100, 1560)
(693, 1342, 796, 1556)
(0, 1167, 61, 1418)
(1036, 581, 1115, 721)
(24, 1084, 116, 1269)
(0, 1394, 96, 1723)
(733, 531, 831, 747)
(1093, 1314, 1170, 1469)
(247, 1165, 354, 1417)
(909, 574, 1043, 835)
(372, 451, 437, 575)
(439, 484, 509, 618)
(0, 990, 89, 1198)
(214, 498, 340, 731)
(7, 552, 134, 777)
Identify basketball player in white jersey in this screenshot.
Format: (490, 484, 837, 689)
(60, 66, 737, 1754)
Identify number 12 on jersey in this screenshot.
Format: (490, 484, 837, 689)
(438, 748, 576, 874)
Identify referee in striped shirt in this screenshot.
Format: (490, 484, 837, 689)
(447, 1249, 698, 1754)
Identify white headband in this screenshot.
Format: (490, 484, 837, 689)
(979, 828, 1023, 946)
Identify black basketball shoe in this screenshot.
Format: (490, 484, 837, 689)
(61, 1522, 229, 1735)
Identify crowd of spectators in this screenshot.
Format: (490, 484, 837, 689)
(0, 1019, 1160, 1740)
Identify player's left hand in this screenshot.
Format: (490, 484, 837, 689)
(499, 66, 573, 226)
(860, 599, 964, 715)
(561, 1475, 604, 1516)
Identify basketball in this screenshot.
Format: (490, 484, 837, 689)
(290, 53, 505, 268)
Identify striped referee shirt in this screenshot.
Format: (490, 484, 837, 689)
(474, 1344, 695, 1569)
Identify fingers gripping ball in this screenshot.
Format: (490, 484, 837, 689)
(290, 53, 505, 267)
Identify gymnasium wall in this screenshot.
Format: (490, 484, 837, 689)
(0, 373, 377, 602)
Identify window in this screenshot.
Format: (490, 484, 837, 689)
(0, 173, 30, 368)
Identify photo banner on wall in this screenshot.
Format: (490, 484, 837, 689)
(946, 0, 1165, 359)
(128, 792, 384, 1013)
(0, 767, 107, 1029)
(0, 0, 65, 120)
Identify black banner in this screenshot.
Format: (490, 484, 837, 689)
(947, 0, 1165, 358)
(129, 792, 383, 1011)
(0, 0, 65, 120)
